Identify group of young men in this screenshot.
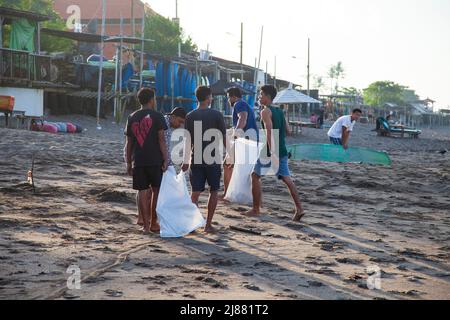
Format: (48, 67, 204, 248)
(124, 84, 305, 234)
(124, 81, 363, 235)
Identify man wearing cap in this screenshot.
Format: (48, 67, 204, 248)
(164, 107, 187, 165)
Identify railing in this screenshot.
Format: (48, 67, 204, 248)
(0, 48, 52, 82)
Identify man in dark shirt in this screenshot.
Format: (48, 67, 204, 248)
(182, 86, 226, 234)
(124, 88, 169, 234)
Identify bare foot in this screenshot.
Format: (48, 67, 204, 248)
(204, 225, 218, 234)
(244, 209, 261, 217)
(218, 194, 230, 203)
(142, 228, 151, 235)
(292, 209, 305, 222)
(150, 223, 160, 233)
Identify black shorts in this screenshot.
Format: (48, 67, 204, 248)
(133, 166, 163, 191)
(190, 165, 221, 193)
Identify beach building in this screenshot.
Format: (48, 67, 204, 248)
(0, 6, 77, 122)
(52, 0, 157, 59)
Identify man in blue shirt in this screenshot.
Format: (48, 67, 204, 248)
(223, 87, 258, 197)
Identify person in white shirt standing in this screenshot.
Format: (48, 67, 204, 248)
(327, 109, 362, 149)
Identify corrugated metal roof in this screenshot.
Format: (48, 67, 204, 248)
(0, 6, 50, 22)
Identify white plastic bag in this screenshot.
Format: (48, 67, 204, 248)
(224, 138, 262, 205)
(156, 166, 205, 238)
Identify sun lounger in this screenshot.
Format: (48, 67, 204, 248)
(376, 117, 421, 139)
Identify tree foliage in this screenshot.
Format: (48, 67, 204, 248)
(327, 61, 345, 95)
(340, 86, 362, 96)
(313, 75, 325, 91)
(363, 81, 414, 107)
(141, 14, 197, 56)
(0, 0, 74, 52)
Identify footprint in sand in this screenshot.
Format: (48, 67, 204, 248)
(195, 276, 227, 289)
(104, 289, 123, 298)
(307, 280, 324, 287)
(63, 293, 80, 300)
(244, 284, 262, 292)
(68, 170, 87, 176)
(335, 257, 364, 265)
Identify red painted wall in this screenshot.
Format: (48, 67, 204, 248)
(53, 0, 150, 58)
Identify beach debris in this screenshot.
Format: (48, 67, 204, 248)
(26, 153, 36, 193)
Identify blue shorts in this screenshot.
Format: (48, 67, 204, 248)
(190, 165, 222, 193)
(253, 156, 290, 179)
(329, 137, 343, 145)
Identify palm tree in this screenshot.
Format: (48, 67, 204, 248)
(334, 61, 345, 94)
(314, 75, 326, 92)
(328, 66, 336, 95)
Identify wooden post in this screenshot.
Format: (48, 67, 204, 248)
(171, 62, 175, 107)
(37, 22, 41, 54)
(0, 17, 4, 49)
(0, 17, 3, 79)
(117, 15, 124, 122)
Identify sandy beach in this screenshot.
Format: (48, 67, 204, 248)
(0, 116, 449, 300)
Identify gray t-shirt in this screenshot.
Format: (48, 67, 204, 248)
(185, 107, 226, 166)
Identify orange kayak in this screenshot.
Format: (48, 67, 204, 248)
(0, 96, 15, 113)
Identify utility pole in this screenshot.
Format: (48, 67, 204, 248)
(240, 23, 243, 64)
(307, 37, 311, 115)
(274, 55, 277, 88)
(265, 60, 268, 84)
(174, 0, 181, 57)
(240, 22, 244, 82)
(139, 10, 145, 88)
(254, 26, 263, 103)
(131, 0, 135, 37)
(96, 0, 106, 130)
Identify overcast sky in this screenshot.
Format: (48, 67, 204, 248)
(144, 0, 450, 109)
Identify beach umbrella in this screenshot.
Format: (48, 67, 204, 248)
(274, 83, 321, 104)
(274, 83, 321, 120)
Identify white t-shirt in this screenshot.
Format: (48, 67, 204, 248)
(327, 115, 355, 139)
